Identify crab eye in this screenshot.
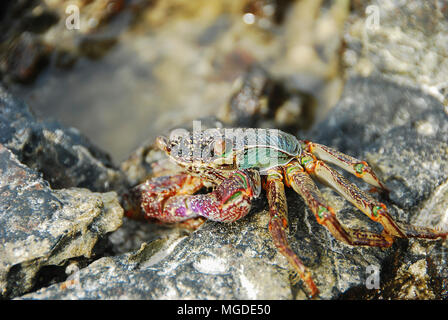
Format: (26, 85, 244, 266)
(213, 139, 227, 156)
(214, 138, 234, 157)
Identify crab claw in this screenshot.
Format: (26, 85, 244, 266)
(217, 169, 261, 206)
(187, 169, 261, 223)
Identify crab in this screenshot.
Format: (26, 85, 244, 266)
(122, 127, 447, 298)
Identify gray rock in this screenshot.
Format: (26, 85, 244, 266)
(18, 173, 387, 300)
(305, 76, 448, 299)
(0, 86, 126, 193)
(20, 213, 293, 300)
(306, 76, 448, 211)
(0, 144, 123, 298)
(18, 76, 448, 300)
(344, 0, 448, 107)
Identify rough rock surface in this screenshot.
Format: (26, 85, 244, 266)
(0, 86, 126, 192)
(307, 76, 448, 211)
(344, 0, 448, 107)
(0, 144, 123, 299)
(0, 88, 125, 299)
(19, 75, 448, 299)
(1, 0, 445, 302)
(21, 213, 293, 300)
(306, 76, 448, 299)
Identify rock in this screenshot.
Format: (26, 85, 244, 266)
(0, 86, 126, 193)
(21, 208, 293, 300)
(306, 76, 448, 211)
(305, 76, 448, 299)
(0, 86, 125, 298)
(0, 0, 128, 83)
(221, 64, 316, 132)
(0, 144, 123, 299)
(344, 0, 448, 107)
(17, 180, 388, 300)
(1, 32, 52, 83)
(17, 75, 448, 300)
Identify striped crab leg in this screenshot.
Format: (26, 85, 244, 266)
(265, 167, 319, 298)
(300, 140, 387, 190)
(298, 151, 447, 240)
(284, 161, 393, 247)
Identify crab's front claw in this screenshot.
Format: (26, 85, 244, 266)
(121, 174, 205, 222)
(122, 170, 261, 225)
(217, 169, 261, 202)
(192, 169, 261, 223)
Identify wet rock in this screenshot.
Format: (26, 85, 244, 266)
(0, 85, 126, 298)
(0, 1, 57, 83)
(223, 65, 271, 128)
(1, 32, 52, 83)
(221, 64, 316, 132)
(78, 36, 118, 60)
(17, 75, 448, 300)
(344, 0, 448, 107)
(0, 0, 130, 84)
(307, 76, 448, 211)
(19, 75, 448, 300)
(0, 86, 126, 193)
(21, 209, 293, 300)
(0, 144, 123, 299)
(18, 182, 388, 300)
(306, 76, 448, 299)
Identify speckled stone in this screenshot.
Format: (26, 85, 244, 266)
(0, 86, 126, 193)
(20, 76, 448, 300)
(0, 144, 123, 299)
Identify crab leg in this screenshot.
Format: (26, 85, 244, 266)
(301, 140, 387, 190)
(284, 161, 393, 247)
(265, 167, 319, 298)
(301, 154, 447, 240)
(122, 170, 261, 225)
